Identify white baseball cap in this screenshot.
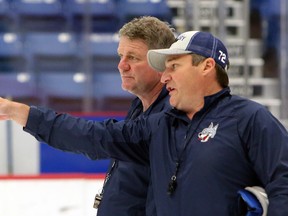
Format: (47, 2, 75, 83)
(147, 31, 229, 72)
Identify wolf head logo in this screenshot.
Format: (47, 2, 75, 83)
(198, 122, 219, 143)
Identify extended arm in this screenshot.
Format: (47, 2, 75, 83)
(0, 97, 150, 164)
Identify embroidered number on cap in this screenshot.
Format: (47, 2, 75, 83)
(218, 50, 226, 64)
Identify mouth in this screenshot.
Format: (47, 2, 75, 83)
(167, 86, 175, 93)
(121, 75, 134, 79)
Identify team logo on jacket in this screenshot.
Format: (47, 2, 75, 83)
(198, 122, 219, 142)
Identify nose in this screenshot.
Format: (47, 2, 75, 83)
(160, 70, 170, 84)
(118, 58, 130, 71)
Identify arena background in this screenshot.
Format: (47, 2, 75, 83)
(0, 0, 287, 215)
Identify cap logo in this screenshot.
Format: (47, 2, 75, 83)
(177, 34, 186, 41)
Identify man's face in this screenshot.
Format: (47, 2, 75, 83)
(161, 54, 206, 113)
(117, 37, 162, 96)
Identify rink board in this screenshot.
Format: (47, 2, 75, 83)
(40, 112, 126, 174)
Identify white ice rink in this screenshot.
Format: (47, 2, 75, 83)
(0, 175, 104, 216)
(0, 117, 108, 216)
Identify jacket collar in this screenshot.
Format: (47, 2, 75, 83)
(166, 87, 231, 122)
(126, 86, 170, 119)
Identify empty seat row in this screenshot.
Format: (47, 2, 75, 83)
(0, 0, 172, 33)
(0, 32, 120, 73)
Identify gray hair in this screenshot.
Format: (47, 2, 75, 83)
(119, 16, 176, 50)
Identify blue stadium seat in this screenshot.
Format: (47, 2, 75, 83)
(77, 33, 119, 72)
(0, 0, 10, 14)
(0, 73, 36, 98)
(0, 33, 27, 72)
(65, 0, 119, 33)
(24, 33, 78, 72)
(0, 0, 16, 32)
(0, 33, 23, 56)
(78, 33, 119, 56)
(11, 0, 67, 32)
(25, 32, 77, 55)
(116, 0, 172, 25)
(39, 72, 85, 97)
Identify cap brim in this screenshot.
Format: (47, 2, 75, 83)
(147, 49, 192, 72)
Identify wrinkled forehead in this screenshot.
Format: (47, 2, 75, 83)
(118, 37, 149, 54)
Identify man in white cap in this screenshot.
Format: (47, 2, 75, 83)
(1, 31, 288, 215)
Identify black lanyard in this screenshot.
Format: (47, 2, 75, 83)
(167, 93, 228, 196)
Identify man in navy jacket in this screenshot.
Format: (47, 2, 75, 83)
(1, 31, 288, 215)
(94, 16, 175, 216)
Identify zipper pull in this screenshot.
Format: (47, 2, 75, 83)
(167, 162, 180, 196)
(167, 175, 177, 195)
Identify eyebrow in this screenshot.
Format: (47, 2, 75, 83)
(118, 51, 141, 57)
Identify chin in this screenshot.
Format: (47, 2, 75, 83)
(121, 84, 129, 91)
(169, 99, 176, 108)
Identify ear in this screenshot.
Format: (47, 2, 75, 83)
(203, 58, 216, 74)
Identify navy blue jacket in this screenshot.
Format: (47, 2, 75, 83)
(24, 88, 288, 215)
(97, 87, 170, 216)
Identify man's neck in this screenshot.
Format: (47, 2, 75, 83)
(139, 82, 164, 112)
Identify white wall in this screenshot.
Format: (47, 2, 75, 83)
(0, 121, 39, 175)
(0, 121, 8, 174)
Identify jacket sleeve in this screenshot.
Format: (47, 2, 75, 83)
(243, 107, 288, 215)
(23, 106, 150, 165)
